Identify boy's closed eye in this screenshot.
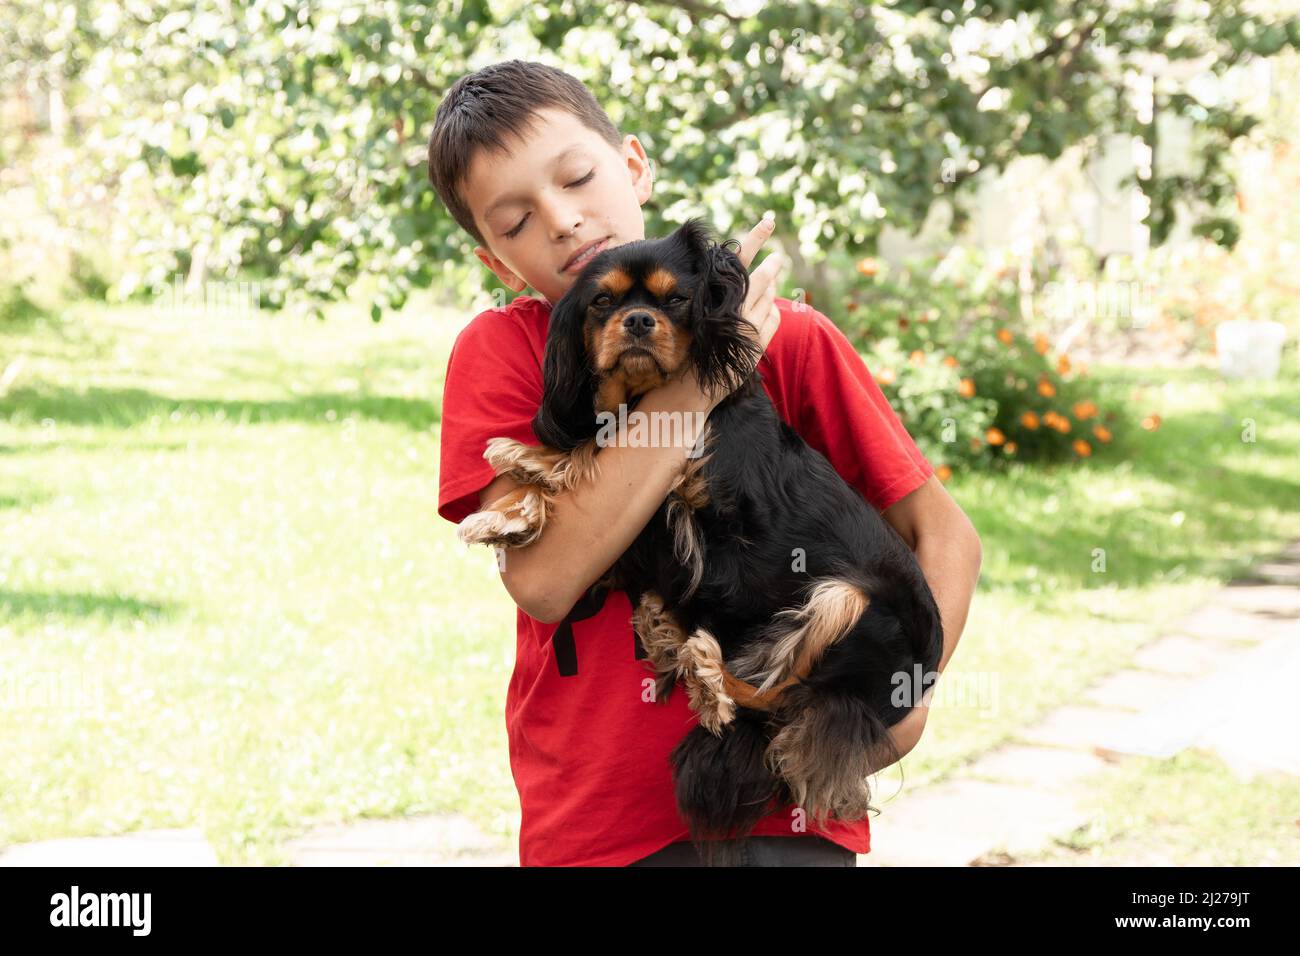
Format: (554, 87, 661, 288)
(504, 169, 597, 239)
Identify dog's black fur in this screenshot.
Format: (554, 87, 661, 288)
(467, 218, 943, 867)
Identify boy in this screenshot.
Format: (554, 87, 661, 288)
(428, 60, 982, 867)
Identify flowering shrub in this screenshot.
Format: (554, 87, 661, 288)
(838, 251, 1130, 477)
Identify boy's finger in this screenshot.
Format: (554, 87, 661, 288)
(743, 251, 783, 315)
(734, 215, 776, 270)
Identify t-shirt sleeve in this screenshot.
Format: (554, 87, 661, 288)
(793, 308, 933, 513)
(437, 310, 544, 525)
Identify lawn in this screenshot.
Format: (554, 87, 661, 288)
(2, 295, 1298, 864)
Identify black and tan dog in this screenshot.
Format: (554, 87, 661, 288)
(459, 218, 943, 866)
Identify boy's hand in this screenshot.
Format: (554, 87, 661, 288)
(735, 214, 784, 355)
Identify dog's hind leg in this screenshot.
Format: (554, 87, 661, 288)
(727, 578, 872, 695)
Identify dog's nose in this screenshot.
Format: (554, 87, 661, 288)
(623, 311, 656, 338)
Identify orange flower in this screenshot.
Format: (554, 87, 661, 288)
(1034, 333, 1050, 355)
(958, 378, 976, 398)
(1003, 441, 1018, 454)
(985, 427, 1006, 446)
(942, 355, 959, 368)
(1049, 414, 1071, 433)
(1021, 411, 1040, 430)
(898, 316, 910, 330)
(845, 301, 859, 313)
(857, 257, 879, 277)
(997, 328, 1014, 345)
(1057, 354, 1071, 374)
(1073, 439, 1092, 456)
(1072, 401, 1098, 420)
(909, 349, 925, 366)
(877, 367, 896, 385)
(936, 465, 952, 482)
(1037, 377, 1057, 398)
(1092, 424, 1112, 442)
(1141, 413, 1162, 431)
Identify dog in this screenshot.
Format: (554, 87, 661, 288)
(458, 218, 943, 866)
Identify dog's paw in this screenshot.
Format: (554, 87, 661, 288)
(457, 488, 546, 548)
(483, 438, 563, 491)
(679, 630, 737, 735)
(632, 590, 689, 705)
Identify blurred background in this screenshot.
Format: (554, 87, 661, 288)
(1, 0, 1297, 866)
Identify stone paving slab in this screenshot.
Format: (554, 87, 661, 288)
(963, 744, 1114, 791)
(0, 828, 219, 866)
(1215, 583, 1300, 617)
(1131, 634, 1246, 677)
(1243, 561, 1300, 586)
(1015, 704, 1144, 753)
(1096, 633, 1300, 775)
(283, 813, 516, 866)
(1081, 670, 1200, 712)
(860, 780, 1091, 866)
(1168, 603, 1295, 643)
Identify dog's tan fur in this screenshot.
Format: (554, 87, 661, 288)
(663, 420, 714, 600)
(459, 437, 601, 548)
(728, 579, 871, 694)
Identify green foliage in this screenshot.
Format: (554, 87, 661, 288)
(0, 282, 46, 325)
(3, 0, 1297, 315)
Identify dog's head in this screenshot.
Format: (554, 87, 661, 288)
(531, 218, 764, 451)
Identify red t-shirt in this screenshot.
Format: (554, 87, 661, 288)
(437, 294, 933, 867)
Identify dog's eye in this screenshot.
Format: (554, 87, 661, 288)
(592, 293, 612, 309)
(666, 295, 687, 307)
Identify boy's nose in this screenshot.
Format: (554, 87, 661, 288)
(623, 312, 656, 338)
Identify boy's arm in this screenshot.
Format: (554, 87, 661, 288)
(484, 371, 715, 624)
(882, 474, 982, 676)
(866, 477, 982, 771)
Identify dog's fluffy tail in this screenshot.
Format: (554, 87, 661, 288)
(669, 711, 780, 867)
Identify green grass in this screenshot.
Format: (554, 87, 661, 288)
(2, 298, 1299, 864)
(1017, 751, 1300, 866)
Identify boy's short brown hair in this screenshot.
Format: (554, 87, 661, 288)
(427, 59, 624, 248)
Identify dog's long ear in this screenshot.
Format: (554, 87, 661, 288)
(532, 293, 598, 452)
(679, 219, 765, 397)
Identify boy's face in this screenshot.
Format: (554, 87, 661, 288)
(463, 106, 653, 307)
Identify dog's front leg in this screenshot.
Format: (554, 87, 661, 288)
(457, 437, 602, 549)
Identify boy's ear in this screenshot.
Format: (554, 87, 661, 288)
(532, 293, 598, 452)
(474, 246, 527, 292)
(684, 223, 764, 397)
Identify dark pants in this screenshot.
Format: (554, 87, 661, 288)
(628, 835, 856, 867)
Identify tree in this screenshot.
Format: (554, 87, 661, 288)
(4, 0, 1297, 316)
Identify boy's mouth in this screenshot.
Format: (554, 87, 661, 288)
(562, 237, 610, 274)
